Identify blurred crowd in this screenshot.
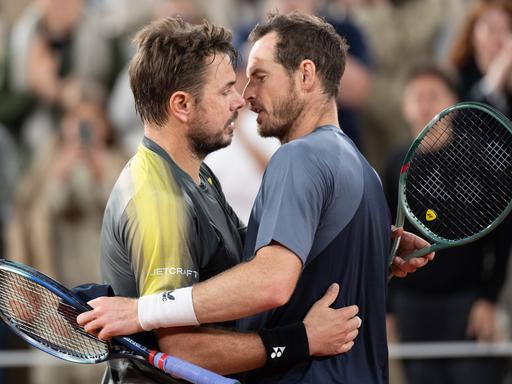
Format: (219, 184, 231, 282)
(0, 0, 511, 383)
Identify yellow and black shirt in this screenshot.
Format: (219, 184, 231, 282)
(100, 137, 245, 383)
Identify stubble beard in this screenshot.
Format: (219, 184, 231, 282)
(257, 83, 304, 142)
(187, 113, 234, 159)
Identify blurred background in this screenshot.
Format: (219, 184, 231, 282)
(0, 0, 512, 383)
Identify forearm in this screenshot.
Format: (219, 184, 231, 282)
(192, 245, 302, 324)
(156, 326, 266, 375)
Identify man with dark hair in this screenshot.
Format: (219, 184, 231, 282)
(79, 13, 432, 383)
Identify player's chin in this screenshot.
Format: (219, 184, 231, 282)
(218, 134, 232, 149)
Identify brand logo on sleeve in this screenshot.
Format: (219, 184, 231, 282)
(271, 346, 286, 359)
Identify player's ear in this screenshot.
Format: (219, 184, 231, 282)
(299, 59, 316, 92)
(169, 91, 194, 123)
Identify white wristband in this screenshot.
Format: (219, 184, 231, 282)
(138, 286, 199, 331)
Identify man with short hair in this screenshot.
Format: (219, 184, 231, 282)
(79, 13, 433, 383)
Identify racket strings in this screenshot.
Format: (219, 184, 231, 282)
(0, 270, 109, 362)
(416, 114, 511, 235)
(407, 117, 477, 237)
(409, 111, 511, 237)
(405, 108, 512, 240)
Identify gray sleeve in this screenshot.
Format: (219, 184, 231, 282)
(254, 144, 330, 263)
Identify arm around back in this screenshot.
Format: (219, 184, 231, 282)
(192, 242, 303, 324)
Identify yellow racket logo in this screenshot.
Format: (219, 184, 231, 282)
(426, 209, 437, 221)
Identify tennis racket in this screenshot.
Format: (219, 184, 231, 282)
(389, 101, 512, 264)
(0, 259, 240, 384)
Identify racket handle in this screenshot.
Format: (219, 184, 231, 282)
(388, 236, 401, 267)
(402, 244, 436, 262)
(149, 351, 240, 384)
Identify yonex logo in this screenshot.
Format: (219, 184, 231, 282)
(270, 346, 286, 359)
(161, 291, 175, 302)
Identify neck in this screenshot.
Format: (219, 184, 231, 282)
(281, 96, 339, 144)
(144, 123, 203, 185)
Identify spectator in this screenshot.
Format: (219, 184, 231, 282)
(7, 0, 123, 158)
(0, 125, 18, 259)
(449, 0, 512, 119)
(353, 0, 474, 171)
(7, 83, 127, 285)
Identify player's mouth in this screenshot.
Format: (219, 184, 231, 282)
(251, 105, 265, 124)
(225, 112, 238, 132)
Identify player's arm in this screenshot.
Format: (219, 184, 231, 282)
(153, 282, 361, 375)
(78, 283, 361, 374)
(77, 227, 431, 336)
(192, 242, 302, 324)
(78, 242, 303, 334)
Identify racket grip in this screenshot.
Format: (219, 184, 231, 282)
(388, 236, 401, 267)
(402, 245, 436, 261)
(149, 351, 240, 384)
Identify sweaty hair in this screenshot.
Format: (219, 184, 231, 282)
(249, 11, 348, 99)
(129, 17, 237, 127)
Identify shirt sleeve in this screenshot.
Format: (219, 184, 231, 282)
(254, 144, 330, 264)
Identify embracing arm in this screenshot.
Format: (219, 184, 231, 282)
(157, 326, 266, 375)
(158, 282, 360, 374)
(158, 286, 360, 374)
(192, 243, 302, 324)
(78, 283, 361, 374)
(77, 243, 302, 334)
(78, 229, 433, 335)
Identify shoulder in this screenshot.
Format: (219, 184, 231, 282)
(266, 127, 363, 185)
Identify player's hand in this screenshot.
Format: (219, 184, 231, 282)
(303, 283, 361, 356)
(76, 296, 143, 340)
(390, 227, 435, 278)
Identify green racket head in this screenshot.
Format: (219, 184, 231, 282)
(398, 101, 512, 247)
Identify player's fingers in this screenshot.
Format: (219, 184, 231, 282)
(337, 341, 354, 354)
(344, 315, 362, 329)
(343, 328, 359, 343)
(408, 256, 428, 268)
(87, 297, 107, 308)
(82, 319, 103, 335)
(390, 262, 408, 278)
(97, 327, 113, 341)
(317, 283, 340, 307)
(76, 310, 96, 326)
(337, 305, 359, 320)
(391, 226, 403, 239)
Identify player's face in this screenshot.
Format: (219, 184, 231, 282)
(187, 53, 245, 157)
(243, 32, 305, 141)
(402, 74, 457, 137)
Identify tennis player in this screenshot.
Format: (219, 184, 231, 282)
(79, 13, 433, 383)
